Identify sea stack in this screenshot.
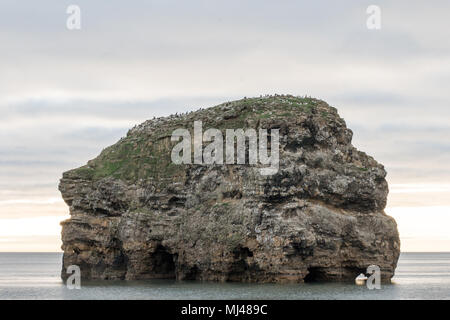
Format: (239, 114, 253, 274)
(59, 95, 400, 282)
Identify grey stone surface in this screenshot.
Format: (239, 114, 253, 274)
(59, 95, 400, 283)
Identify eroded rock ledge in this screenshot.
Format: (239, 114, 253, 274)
(60, 95, 400, 283)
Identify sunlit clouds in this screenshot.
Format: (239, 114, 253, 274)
(0, 216, 69, 252)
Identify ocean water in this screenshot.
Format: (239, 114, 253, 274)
(0, 252, 449, 300)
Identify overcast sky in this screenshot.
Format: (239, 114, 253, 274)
(1, 0, 449, 251)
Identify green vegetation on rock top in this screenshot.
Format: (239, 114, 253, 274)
(63, 95, 333, 184)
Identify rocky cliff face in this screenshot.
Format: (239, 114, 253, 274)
(59, 95, 400, 283)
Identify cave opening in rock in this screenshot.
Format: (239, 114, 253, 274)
(304, 267, 326, 282)
(233, 246, 253, 259)
(227, 246, 256, 280)
(151, 245, 176, 279)
(184, 265, 199, 280)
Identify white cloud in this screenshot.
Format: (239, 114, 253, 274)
(0, 215, 69, 237)
(386, 206, 450, 252)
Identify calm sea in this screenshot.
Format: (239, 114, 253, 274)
(0, 252, 449, 300)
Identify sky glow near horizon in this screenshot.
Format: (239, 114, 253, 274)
(1, 0, 449, 251)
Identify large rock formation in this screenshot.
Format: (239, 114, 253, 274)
(59, 95, 400, 283)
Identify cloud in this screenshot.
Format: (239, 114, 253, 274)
(0, 1, 449, 253)
(386, 206, 450, 252)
